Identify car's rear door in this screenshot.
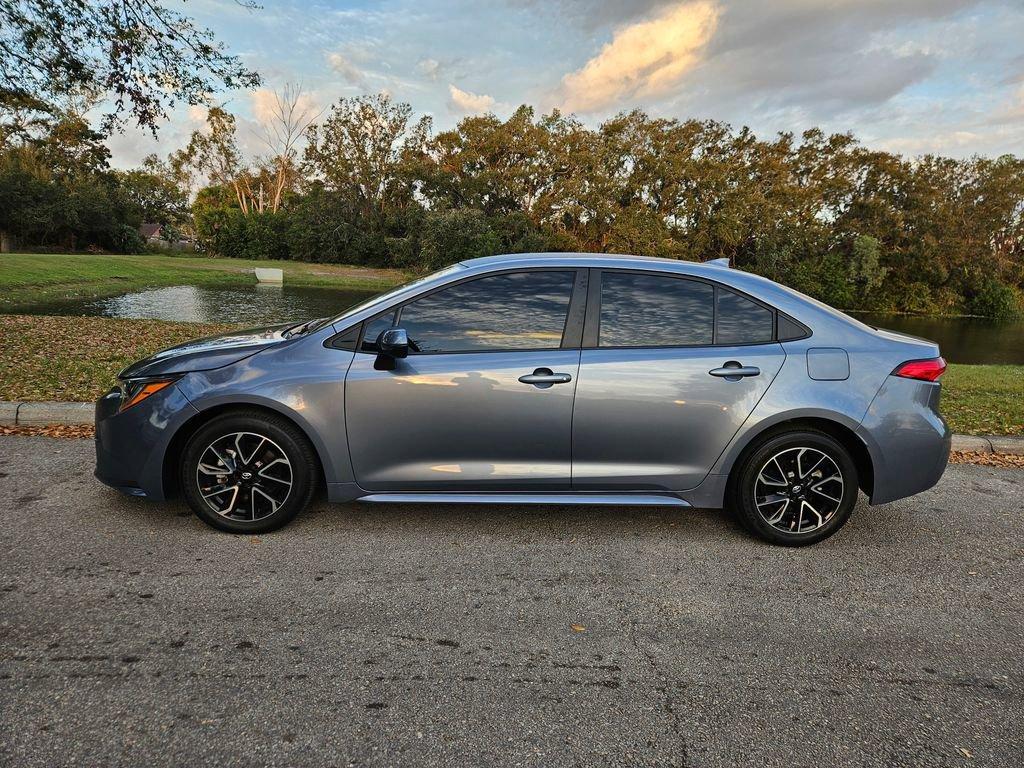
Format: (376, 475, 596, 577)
(571, 269, 786, 491)
(345, 269, 587, 491)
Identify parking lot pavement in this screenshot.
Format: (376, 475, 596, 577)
(0, 436, 1021, 767)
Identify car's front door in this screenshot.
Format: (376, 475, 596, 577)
(345, 269, 586, 491)
(571, 270, 786, 491)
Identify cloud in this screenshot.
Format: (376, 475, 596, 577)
(448, 84, 496, 114)
(186, 105, 209, 125)
(509, 0, 668, 32)
(249, 87, 321, 127)
(418, 58, 442, 80)
(558, 0, 720, 113)
(875, 130, 981, 156)
(675, 0, 970, 116)
(326, 52, 367, 87)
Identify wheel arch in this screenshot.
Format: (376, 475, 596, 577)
(162, 401, 328, 500)
(723, 415, 875, 499)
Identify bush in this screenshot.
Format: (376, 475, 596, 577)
(244, 211, 290, 261)
(109, 223, 146, 253)
(968, 279, 1021, 320)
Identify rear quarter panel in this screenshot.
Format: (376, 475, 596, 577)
(688, 280, 945, 507)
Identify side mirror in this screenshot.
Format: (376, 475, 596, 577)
(374, 328, 409, 370)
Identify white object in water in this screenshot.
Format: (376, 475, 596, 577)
(254, 267, 284, 284)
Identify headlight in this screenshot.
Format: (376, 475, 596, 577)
(117, 376, 179, 412)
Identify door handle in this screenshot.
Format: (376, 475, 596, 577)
(519, 368, 572, 387)
(709, 363, 760, 380)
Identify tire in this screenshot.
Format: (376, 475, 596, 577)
(728, 429, 858, 546)
(181, 410, 318, 534)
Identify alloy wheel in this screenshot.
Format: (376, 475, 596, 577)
(753, 447, 844, 534)
(195, 431, 293, 522)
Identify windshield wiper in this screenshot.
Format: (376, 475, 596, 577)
(284, 317, 329, 338)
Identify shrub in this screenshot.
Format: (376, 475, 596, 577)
(968, 279, 1021, 320)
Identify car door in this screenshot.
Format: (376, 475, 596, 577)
(345, 269, 587, 491)
(571, 270, 786, 491)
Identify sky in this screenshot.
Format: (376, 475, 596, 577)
(106, 0, 1024, 167)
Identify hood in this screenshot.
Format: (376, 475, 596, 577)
(118, 323, 293, 379)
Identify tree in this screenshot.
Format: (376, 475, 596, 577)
(303, 93, 431, 221)
(0, 0, 260, 133)
(116, 155, 190, 239)
(173, 106, 254, 213)
(419, 208, 500, 269)
(256, 83, 321, 213)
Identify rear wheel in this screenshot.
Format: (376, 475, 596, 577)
(729, 429, 858, 546)
(181, 411, 317, 534)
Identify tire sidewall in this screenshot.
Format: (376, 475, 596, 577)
(733, 430, 858, 546)
(181, 412, 316, 534)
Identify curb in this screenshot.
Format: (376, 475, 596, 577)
(1, 401, 95, 426)
(1, 400, 1023, 455)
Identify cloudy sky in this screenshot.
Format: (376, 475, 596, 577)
(108, 0, 1024, 167)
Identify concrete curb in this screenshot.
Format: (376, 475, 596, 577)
(1, 400, 1023, 455)
(1, 401, 96, 426)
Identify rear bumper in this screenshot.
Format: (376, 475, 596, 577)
(94, 384, 199, 501)
(858, 376, 951, 505)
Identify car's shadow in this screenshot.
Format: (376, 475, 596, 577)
(101, 484, 901, 549)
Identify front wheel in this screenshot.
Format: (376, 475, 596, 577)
(728, 430, 858, 546)
(181, 411, 318, 534)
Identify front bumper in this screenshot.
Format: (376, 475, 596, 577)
(94, 383, 199, 501)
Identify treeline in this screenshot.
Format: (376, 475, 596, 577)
(0, 98, 188, 254)
(3, 93, 1024, 318)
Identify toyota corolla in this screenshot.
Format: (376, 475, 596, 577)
(95, 253, 950, 545)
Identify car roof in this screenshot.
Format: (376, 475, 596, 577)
(459, 252, 737, 278)
(462, 252, 707, 269)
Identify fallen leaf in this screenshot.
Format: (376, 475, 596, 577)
(571, 624, 586, 632)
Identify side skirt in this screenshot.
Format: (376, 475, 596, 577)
(357, 492, 690, 507)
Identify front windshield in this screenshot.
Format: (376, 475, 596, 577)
(331, 263, 466, 323)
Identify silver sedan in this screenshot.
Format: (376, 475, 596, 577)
(95, 253, 951, 545)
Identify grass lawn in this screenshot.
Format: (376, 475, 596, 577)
(941, 363, 1024, 436)
(0, 252, 407, 311)
(0, 313, 1020, 437)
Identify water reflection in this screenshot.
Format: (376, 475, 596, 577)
(600, 273, 714, 346)
(401, 271, 575, 352)
(19, 284, 379, 325)
(856, 312, 1024, 365)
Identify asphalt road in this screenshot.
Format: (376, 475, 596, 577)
(0, 436, 1022, 768)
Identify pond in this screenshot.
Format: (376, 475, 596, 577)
(855, 312, 1024, 366)
(13, 284, 1024, 365)
(18, 284, 381, 326)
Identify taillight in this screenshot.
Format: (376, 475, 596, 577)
(893, 357, 947, 382)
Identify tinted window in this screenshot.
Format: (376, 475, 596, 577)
(716, 289, 774, 344)
(399, 271, 575, 353)
(777, 314, 807, 341)
(599, 273, 714, 347)
(360, 311, 396, 352)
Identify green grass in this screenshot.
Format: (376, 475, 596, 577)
(0, 252, 407, 310)
(0, 312, 1020, 437)
(943, 363, 1024, 436)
